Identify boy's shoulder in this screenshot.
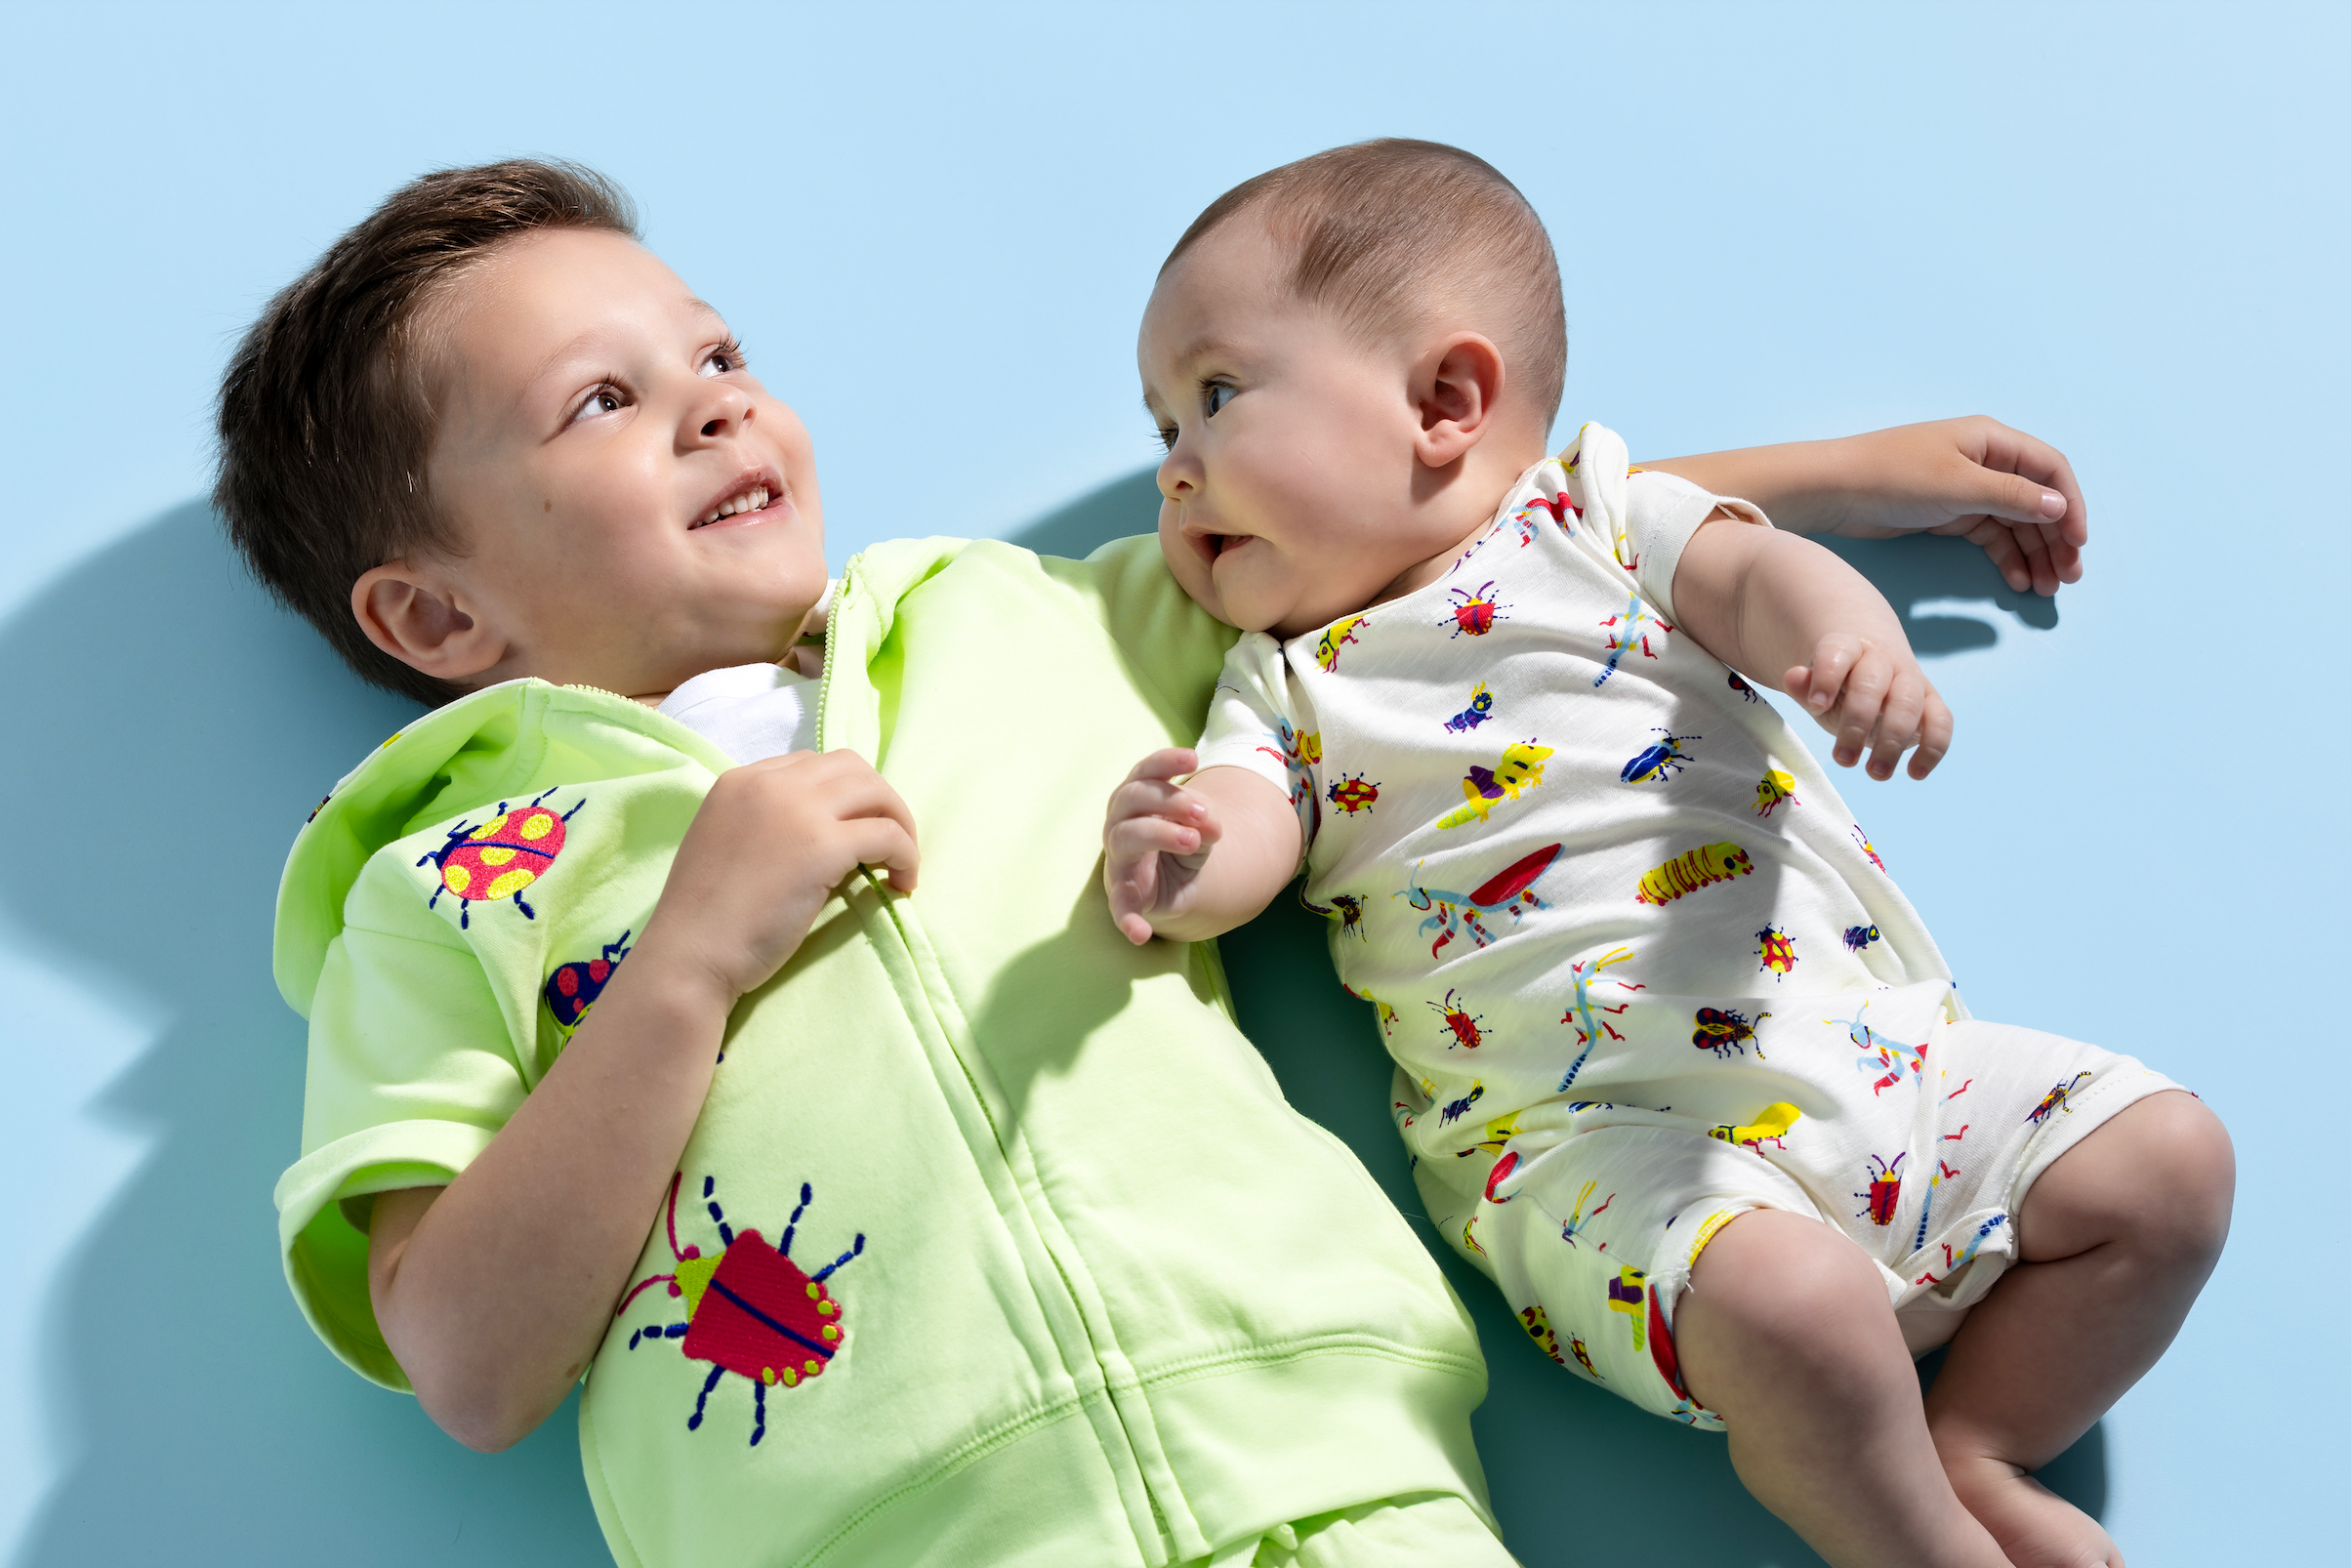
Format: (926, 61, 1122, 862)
(275, 679, 730, 1015)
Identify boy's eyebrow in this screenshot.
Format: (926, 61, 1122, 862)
(516, 296, 731, 412)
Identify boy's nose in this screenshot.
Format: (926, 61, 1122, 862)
(688, 383, 755, 443)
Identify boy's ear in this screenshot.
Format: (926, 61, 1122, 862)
(1411, 332, 1506, 470)
(351, 559, 508, 684)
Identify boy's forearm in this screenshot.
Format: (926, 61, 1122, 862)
(1638, 438, 1855, 535)
(373, 938, 732, 1451)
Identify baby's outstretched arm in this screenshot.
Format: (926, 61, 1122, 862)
(366, 753, 920, 1451)
(1673, 515, 1953, 781)
(1641, 416, 2087, 598)
(1104, 749, 1301, 945)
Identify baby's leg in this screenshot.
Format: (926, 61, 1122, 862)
(1674, 1210, 2013, 1568)
(1924, 1090, 2233, 1568)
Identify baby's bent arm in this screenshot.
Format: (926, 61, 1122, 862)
(1103, 751, 1300, 945)
(368, 751, 920, 1452)
(1672, 515, 1953, 781)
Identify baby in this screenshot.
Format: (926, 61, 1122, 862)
(1103, 140, 2234, 1568)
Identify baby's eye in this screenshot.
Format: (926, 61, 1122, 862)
(700, 339, 748, 377)
(570, 386, 625, 424)
(1204, 382, 1235, 418)
(1155, 422, 1178, 453)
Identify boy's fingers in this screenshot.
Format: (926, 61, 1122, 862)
(1963, 421, 2089, 548)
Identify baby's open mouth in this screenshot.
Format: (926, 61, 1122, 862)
(1199, 531, 1249, 564)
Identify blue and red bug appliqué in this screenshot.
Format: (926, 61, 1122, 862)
(616, 1172, 867, 1446)
(418, 789, 584, 928)
(545, 929, 632, 1036)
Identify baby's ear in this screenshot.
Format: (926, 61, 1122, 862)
(1413, 333, 1507, 469)
(351, 560, 507, 683)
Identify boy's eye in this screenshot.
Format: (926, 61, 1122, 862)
(1204, 382, 1235, 418)
(701, 339, 748, 377)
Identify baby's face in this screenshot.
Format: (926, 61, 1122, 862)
(425, 228, 827, 697)
(1138, 220, 1473, 639)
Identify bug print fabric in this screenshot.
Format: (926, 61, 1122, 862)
(1194, 424, 2180, 1423)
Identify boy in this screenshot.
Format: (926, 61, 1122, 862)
(227, 158, 2111, 1567)
(1102, 141, 2233, 1568)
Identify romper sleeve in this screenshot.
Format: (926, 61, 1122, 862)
(1191, 630, 1322, 859)
(272, 845, 531, 1391)
(1621, 467, 1771, 628)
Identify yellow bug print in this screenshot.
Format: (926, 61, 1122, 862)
(1708, 1101, 1801, 1152)
(1315, 615, 1368, 673)
(1436, 740, 1554, 829)
(1753, 769, 1798, 817)
(1633, 842, 1754, 905)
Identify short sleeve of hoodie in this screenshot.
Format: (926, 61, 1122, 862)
(272, 848, 531, 1391)
(1193, 630, 1321, 854)
(1621, 467, 1770, 627)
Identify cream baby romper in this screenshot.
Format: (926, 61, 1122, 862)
(1194, 425, 2182, 1425)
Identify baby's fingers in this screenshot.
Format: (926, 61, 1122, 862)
(1906, 692, 1954, 780)
(1864, 668, 1929, 781)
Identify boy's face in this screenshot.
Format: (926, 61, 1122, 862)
(1138, 219, 1471, 640)
(425, 228, 826, 697)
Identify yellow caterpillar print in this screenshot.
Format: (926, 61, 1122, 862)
(1753, 769, 1798, 817)
(1315, 615, 1368, 673)
(1436, 739, 1554, 829)
(1519, 1304, 1566, 1365)
(1708, 1101, 1801, 1151)
(1634, 842, 1754, 905)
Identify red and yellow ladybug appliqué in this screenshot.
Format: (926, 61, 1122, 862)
(418, 789, 583, 928)
(618, 1173, 867, 1447)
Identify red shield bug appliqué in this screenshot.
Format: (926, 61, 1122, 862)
(545, 929, 632, 1036)
(1855, 1152, 1907, 1226)
(616, 1173, 867, 1446)
(419, 789, 584, 928)
(1443, 581, 1507, 639)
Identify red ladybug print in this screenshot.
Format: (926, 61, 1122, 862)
(617, 1173, 867, 1447)
(1444, 581, 1508, 639)
(1431, 988, 1490, 1050)
(419, 789, 584, 928)
(545, 929, 633, 1036)
(1326, 772, 1380, 814)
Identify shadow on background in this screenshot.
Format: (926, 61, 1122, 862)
(0, 504, 607, 1566)
(0, 482, 2086, 1568)
(1814, 532, 2058, 654)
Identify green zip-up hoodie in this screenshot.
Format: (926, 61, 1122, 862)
(272, 535, 1493, 1568)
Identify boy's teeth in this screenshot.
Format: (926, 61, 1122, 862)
(696, 486, 771, 527)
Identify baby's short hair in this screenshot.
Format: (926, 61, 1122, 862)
(214, 159, 637, 705)
(1165, 139, 1566, 432)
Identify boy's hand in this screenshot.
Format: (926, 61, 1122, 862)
(1643, 416, 2088, 598)
(1784, 633, 1952, 782)
(1103, 748, 1224, 945)
(1808, 417, 2088, 598)
(649, 751, 920, 1003)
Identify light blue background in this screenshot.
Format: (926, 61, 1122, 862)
(0, 3, 2340, 1563)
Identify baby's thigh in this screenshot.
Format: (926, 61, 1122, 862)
(1477, 1126, 1821, 1427)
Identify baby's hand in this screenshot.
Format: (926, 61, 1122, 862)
(1784, 635, 1953, 782)
(647, 751, 920, 1005)
(1103, 748, 1223, 946)
(1819, 417, 2088, 598)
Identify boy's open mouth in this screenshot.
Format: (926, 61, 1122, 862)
(689, 468, 785, 531)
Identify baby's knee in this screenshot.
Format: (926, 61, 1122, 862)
(2131, 1091, 2235, 1260)
(1682, 1211, 1900, 1387)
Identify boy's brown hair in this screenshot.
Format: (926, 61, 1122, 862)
(1165, 139, 1567, 433)
(214, 159, 638, 706)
